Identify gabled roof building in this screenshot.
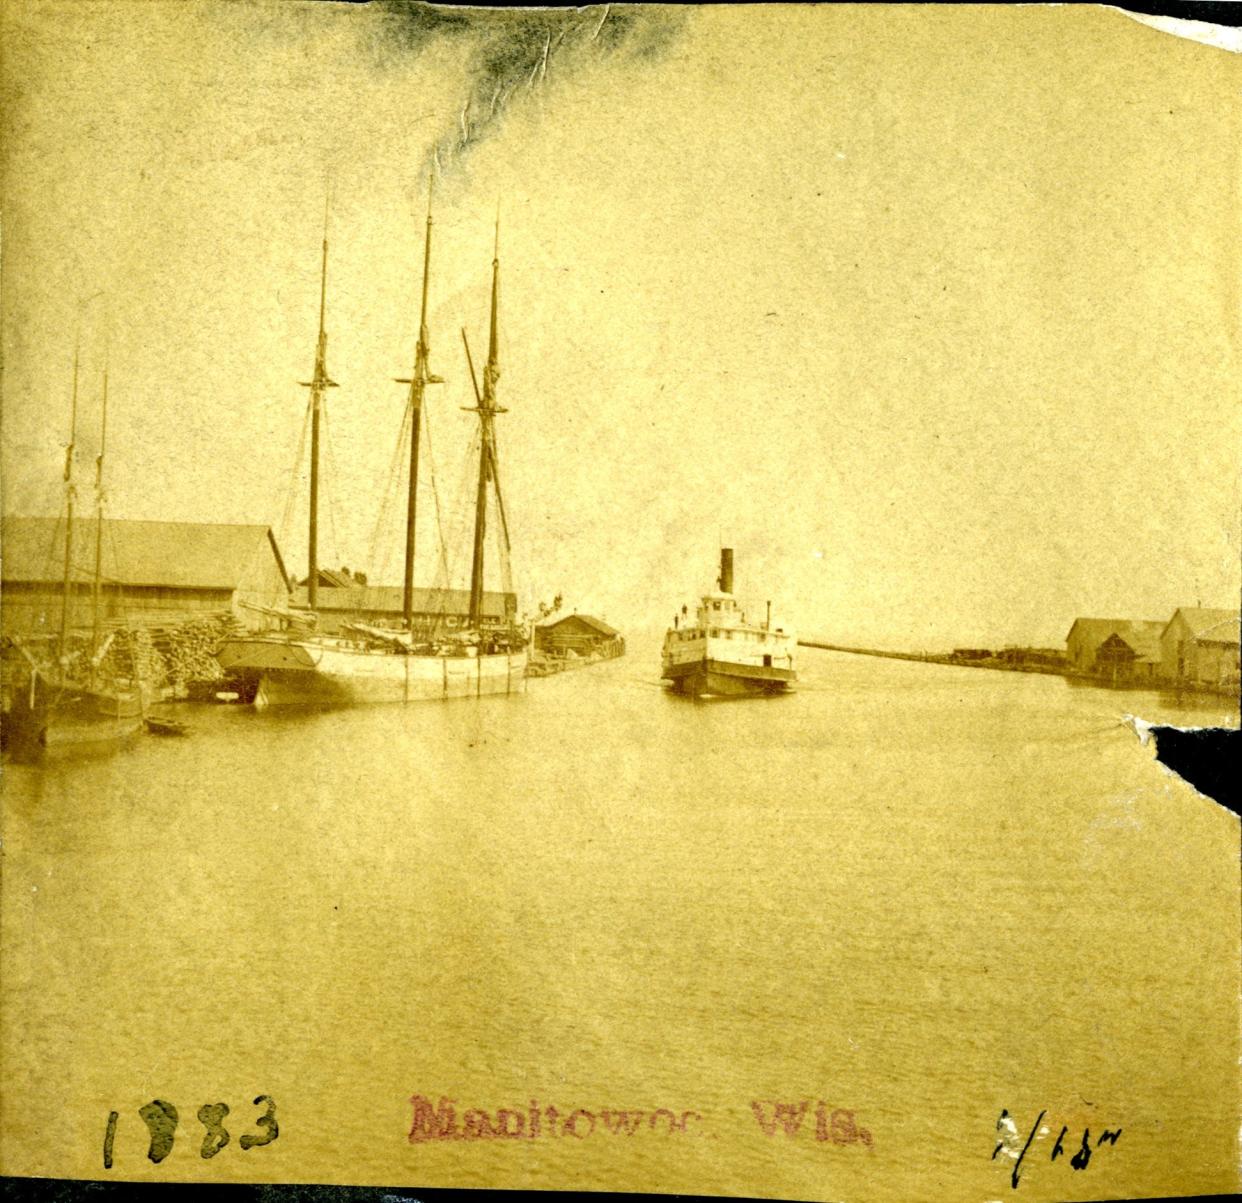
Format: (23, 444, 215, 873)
(287, 583, 517, 634)
(1065, 617, 1164, 677)
(1160, 607, 1240, 688)
(1, 515, 290, 636)
(534, 613, 624, 657)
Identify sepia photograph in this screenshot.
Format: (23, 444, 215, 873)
(1, 3, 1239, 1201)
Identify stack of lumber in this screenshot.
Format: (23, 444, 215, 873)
(100, 627, 167, 687)
(101, 612, 247, 690)
(151, 613, 246, 687)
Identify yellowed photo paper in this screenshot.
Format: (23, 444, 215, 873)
(2, 3, 1239, 1200)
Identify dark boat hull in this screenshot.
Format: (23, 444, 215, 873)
(4, 678, 145, 749)
(663, 657, 795, 698)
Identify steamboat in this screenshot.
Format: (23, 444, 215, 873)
(661, 548, 796, 698)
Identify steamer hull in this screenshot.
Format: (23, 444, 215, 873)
(663, 656, 795, 698)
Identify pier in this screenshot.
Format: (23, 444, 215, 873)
(798, 641, 1060, 673)
(798, 640, 1238, 699)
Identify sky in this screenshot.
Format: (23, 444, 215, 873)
(2, 1, 1239, 648)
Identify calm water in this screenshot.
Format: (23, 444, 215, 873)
(2, 640, 1238, 1201)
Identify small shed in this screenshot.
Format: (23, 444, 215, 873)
(534, 613, 624, 658)
(1094, 631, 1161, 681)
(997, 647, 1066, 669)
(1065, 618, 1164, 678)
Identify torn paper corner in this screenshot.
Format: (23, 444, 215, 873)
(1116, 8, 1242, 54)
(1123, 714, 1224, 747)
(1123, 716, 1242, 814)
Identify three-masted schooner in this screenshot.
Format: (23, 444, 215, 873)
(216, 198, 528, 706)
(3, 352, 146, 749)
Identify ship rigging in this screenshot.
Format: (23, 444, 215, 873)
(216, 190, 527, 705)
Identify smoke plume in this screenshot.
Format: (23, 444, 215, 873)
(374, 3, 685, 177)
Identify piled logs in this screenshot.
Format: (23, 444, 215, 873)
(101, 611, 248, 695)
(155, 613, 247, 691)
(161, 616, 224, 688)
(100, 627, 167, 688)
(5, 613, 251, 704)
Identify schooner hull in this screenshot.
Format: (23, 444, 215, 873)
(217, 637, 527, 707)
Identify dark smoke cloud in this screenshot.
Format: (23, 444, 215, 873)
(372, 3, 686, 176)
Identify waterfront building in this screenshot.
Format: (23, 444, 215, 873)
(287, 584, 517, 636)
(534, 613, 625, 660)
(1064, 617, 1164, 679)
(0, 515, 291, 636)
(1159, 608, 1241, 689)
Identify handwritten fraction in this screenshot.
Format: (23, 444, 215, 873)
(993, 1107, 1122, 1189)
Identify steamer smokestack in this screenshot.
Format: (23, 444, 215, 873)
(719, 547, 734, 594)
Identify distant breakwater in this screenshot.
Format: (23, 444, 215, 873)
(797, 641, 1237, 699)
(796, 642, 1020, 669)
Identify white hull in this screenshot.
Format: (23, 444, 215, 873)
(217, 636, 526, 706)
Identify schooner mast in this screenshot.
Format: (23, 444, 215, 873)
(299, 209, 337, 612)
(58, 344, 81, 663)
(462, 219, 509, 633)
(90, 353, 109, 672)
(395, 181, 442, 630)
(213, 204, 530, 706)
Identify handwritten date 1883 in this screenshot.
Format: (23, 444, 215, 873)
(103, 1095, 278, 1168)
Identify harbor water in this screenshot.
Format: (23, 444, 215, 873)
(2, 637, 1238, 1200)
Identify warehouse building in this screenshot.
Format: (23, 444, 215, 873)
(1160, 608, 1240, 689)
(288, 584, 517, 635)
(1, 515, 291, 636)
